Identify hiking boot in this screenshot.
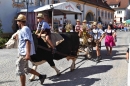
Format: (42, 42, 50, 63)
(39, 75, 46, 85)
(94, 57, 100, 63)
(99, 55, 102, 60)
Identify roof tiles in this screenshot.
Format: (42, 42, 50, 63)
(106, 0, 129, 9)
(79, 0, 114, 11)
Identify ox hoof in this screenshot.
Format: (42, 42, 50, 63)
(70, 69, 75, 72)
(29, 79, 34, 82)
(57, 73, 61, 76)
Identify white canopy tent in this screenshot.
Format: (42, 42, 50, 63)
(34, 2, 82, 14)
(34, 2, 82, 31)
(19, 2, 82, 31)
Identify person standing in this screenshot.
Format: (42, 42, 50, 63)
(15, 14, 46, 86)
(75, 19, 82, 36)
(105, 24, 116, 56)
(75, 19, 81, 32)
(91, 22, 105, 63)
(35, 13, 56, 53)
(59, 18, 63, 26)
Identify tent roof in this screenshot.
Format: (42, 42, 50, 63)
(34, 2, 82, 14)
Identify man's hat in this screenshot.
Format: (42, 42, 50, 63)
(93, 21, 97, 25)
(37, 13, 48, 18)
(76, 19, 80, 22)
(15, 14, 26, 21)
(83, 20, 87, 23)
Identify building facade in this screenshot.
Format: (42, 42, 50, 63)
(0, 0, 114, 33)
(106, 0, 130, 23)
(51, 0, 115, 25)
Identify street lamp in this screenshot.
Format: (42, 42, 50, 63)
(15, 0, 34, 26)
(22, 0, 34, 26)
(50, 4, 54, 32)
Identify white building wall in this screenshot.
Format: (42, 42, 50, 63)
(114, 10, 125, 23)
(0, 0, 18, 33)
(51, 0, 112, 25)
(0, 0, 37, 33)
(0, 0, 114, 33)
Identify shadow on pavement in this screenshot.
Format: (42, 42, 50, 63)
(86, 49, 126, 63)
(0, 80, 16, 84)
(44, 65, 113, 86)
(113, 45, 128, 48)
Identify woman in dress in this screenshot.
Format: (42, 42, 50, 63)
(75, 19, 82, 36)
(105, 24, 116, 55)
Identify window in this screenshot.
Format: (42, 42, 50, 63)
(111, 13, 113, 19)
(101, 11, 104, 17)
(98, 10, 100, 17)
(108, 12, 110, 19)
(117, 11, 122, 14)
(76, 4, 81, 10)
(52, 0, 59, 4)
(40, 0, 45, 6)
(54, 0, 58, 3)
(105, 11, 107, 18)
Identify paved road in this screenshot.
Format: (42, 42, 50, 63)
(0, 31, 129, 86)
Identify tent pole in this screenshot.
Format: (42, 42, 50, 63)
(52, 8, 54, 32)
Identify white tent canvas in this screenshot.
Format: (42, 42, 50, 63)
(34, 2, 82, 15)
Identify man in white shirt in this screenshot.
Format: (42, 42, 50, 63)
(91, 22, 105, 63)
(15, 14, 46, 86)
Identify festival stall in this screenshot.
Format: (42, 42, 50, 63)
(19, 2, 82, 31)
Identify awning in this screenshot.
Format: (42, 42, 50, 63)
(34, 2, 82, 15)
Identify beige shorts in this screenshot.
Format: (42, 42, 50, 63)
(16, 55, 31, 76)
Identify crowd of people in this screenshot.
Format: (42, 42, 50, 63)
(48, 17, 118, 63)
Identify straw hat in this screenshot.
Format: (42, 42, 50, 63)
(37, 13, 45, 18)
(76, 19, 80, 22)
(15, 14, 26, 21)
(83, 20, 87, 23)
(92, 21, 97, 25)
(97, 24, 103, 29)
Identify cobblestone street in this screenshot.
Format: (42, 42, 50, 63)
(0, 31, 129, 86)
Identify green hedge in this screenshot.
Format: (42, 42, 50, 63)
(0, 37, 9, 48)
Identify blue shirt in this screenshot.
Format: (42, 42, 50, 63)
(18, 26, 35, 55)
(37, 20, 50, 30)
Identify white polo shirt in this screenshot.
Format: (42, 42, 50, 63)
(91, 28, 105, 40)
